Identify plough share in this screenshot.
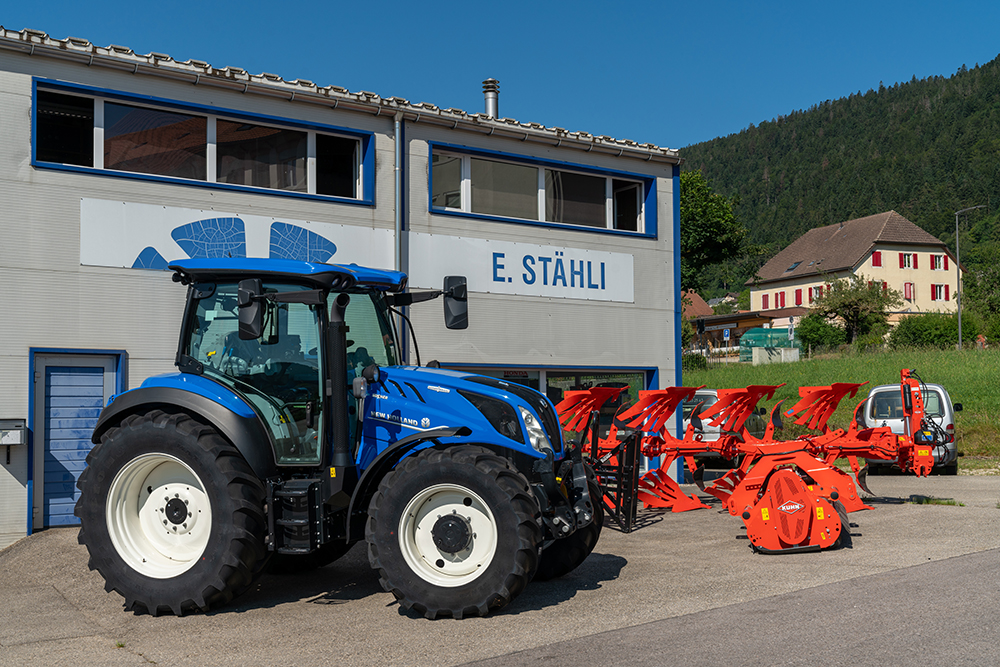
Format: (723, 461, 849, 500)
(556, 369, 946, 553)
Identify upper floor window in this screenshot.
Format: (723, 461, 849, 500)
(899, 252, 917, 269)
(931, 284, 950, 301)
(761, 294, 769, 310)
(931, 254, 948, 271)
(904, 282, 914, 300)
(871, 251, 882, 268)
(431, 148, 646, 233)
(34, 87, 364, 201)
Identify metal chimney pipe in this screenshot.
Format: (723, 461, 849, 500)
(482, 78, 499, 118)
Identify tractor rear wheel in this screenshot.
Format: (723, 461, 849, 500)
(75, 410, 268, 615)
(366, 446, 540, 619)
(534, 469, 604, 581)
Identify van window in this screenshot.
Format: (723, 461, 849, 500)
(870, 390, 943, 420)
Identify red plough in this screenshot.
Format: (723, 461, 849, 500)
(555, 369, 945, 554)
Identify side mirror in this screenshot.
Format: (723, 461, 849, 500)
(443, 276, 468, 330)
(238, 278, 263, 340)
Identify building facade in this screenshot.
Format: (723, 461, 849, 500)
(749, 211, 960, 320)
(0, 28, 682, 546)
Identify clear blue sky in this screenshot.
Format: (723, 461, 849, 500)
(5, 1, 999, 149)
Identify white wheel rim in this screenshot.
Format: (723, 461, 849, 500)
(106, 453, 213, 579)
(398, 483, 497, 588)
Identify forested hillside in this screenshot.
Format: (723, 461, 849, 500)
(682, 56, 1000, 297)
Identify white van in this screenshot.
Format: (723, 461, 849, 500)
(856, 383, 962, 475)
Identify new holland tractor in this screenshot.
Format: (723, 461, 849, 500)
(75, 258, 601, 619)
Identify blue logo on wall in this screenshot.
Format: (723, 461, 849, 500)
(130, 218, 338, 269)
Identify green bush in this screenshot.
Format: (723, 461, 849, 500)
(682, 353, 708, 371)
(796, 313, 847, 349)
(888, 312, 978, 349)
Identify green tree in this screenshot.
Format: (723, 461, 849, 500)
(796, 312, 846, 349)
(679, 171, 747, 292)
(811, 274, 903, 343)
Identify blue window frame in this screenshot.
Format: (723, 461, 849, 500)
(31, 78, 375, 206)
(429, 142, 658, 239)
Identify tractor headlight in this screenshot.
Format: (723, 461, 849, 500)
(519, 406, 553, 454)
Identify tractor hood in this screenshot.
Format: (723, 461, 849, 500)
(358, 366, 563, 468)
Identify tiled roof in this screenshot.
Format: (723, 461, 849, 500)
(0, 27, 680, 164)
(681, 290, 713, 319)
(750, 211, 947, 285)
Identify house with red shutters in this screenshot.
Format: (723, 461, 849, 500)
(748, 211, 959, 322)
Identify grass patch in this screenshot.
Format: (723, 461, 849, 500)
(686, 348, 1000, 457)
(907, 495, 963, 506)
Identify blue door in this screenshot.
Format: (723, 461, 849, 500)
(33, 354, 120, 529)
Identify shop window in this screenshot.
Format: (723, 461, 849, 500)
(33, 83, 369, 201)
(216, 120, 307, 192)
(104, 102, 207, 180)
(35, 90, 93, 167)
(431, 147, 646, 233)
(613, 180, 640, 232)
(430, 152, 462, 209)
(316, 134, 359, 198)
(545, 169, 605, 227)
(471, 157, 538, 220)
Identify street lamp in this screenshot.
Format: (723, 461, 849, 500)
(955, 205, 984, 350)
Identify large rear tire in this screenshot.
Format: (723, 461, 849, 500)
(75, 410, 268, 616)
(534, 470, 604, 581)
(366, 446, 541, 619)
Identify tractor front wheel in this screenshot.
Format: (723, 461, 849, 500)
(75, 410, 268, 615)
(366, 446, 540, 619)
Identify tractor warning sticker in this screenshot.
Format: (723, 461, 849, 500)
(777, 500, 805, 515)
(761, 508, 770, 520)
(816, 506, 825, 520)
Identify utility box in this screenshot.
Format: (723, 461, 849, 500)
(0, 419, 28, 549)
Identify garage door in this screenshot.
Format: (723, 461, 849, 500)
(34, 355, 119, 528)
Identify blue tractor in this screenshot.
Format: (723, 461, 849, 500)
(75, 258, 601, 619)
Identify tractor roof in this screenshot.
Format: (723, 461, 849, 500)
(168, 258, 407, 292)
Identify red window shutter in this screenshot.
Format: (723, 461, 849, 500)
(944, 255, 949, 270)
(781, 292, 786, 308)
(762, 294, 769, 309)
(904, 282, 912, 300)
(913, 254, 918, 269)
(882, 281, 887, 292)
(873, 251, 882, 267)
(931, 286, 937, 301)
(899, 253, 905, 268)
(795, 289, 802, 306)
(808, 288, 813, 303)
(945, 284, 950, 301)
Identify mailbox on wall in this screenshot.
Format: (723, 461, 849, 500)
(0, 419, 26, 465)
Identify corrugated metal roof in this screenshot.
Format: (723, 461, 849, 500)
(750, 211, 949, 285)
(0, 27, 681, 164)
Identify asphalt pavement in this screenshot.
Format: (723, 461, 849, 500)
(2, 476, 999, 667)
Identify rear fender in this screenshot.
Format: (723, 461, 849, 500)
(91, 385, 277, 479)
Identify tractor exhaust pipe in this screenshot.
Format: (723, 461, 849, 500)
(329, 292, 352, 468)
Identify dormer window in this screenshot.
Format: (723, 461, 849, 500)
(785, 261, 801, 272)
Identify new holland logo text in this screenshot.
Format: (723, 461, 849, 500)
(777, 500, 805, 515)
